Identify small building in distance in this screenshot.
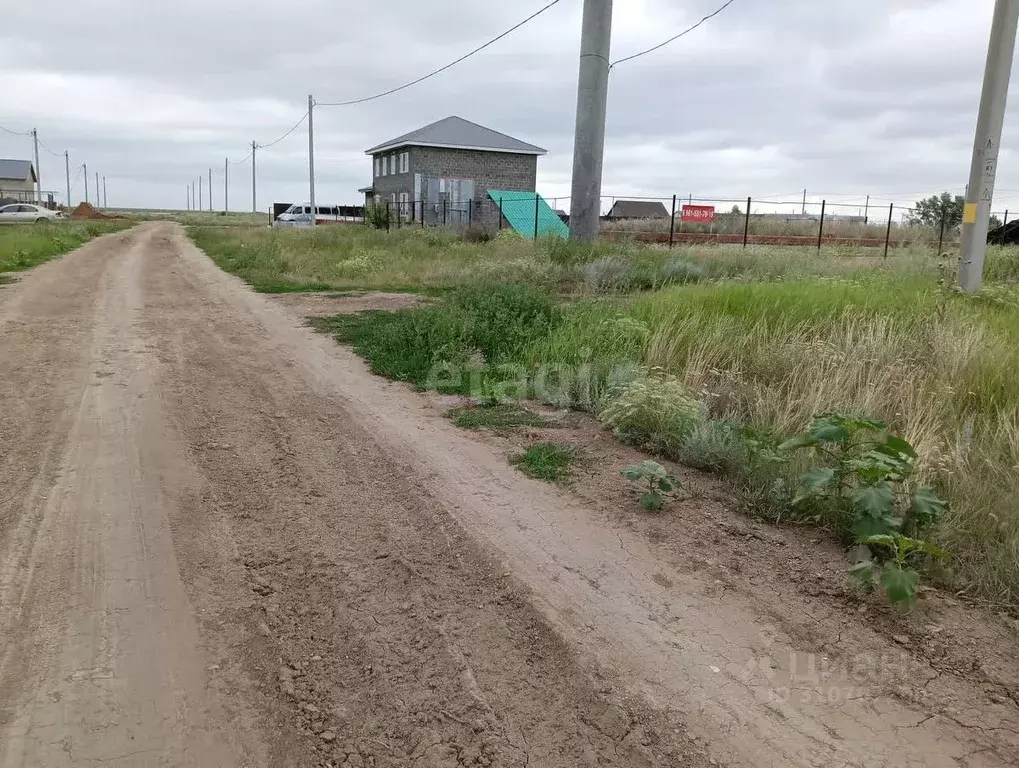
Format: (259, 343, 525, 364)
(0, 159, 38, 203)
(605, 200, 670, 219)
(359, 116, 546, 228)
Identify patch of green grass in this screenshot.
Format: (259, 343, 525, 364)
(0, 221, 131, 274)
(449, 403, 549, 431)
(510, 443, 580, 482)
(307, 284, 560, 392)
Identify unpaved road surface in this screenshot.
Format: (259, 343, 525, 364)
(0, 222, 1016, 767)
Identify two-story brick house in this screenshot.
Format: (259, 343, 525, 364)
(360, 116, 545, 227)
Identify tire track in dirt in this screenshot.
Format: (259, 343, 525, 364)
(160, 222, 1018, 768)
(142, 226, 702, 767)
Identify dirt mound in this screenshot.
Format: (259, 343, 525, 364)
(69, 202, 115, 220)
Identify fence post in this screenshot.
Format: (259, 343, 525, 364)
(1002, 209, 1009, 246)
(883, 203, 894, 259)
(498, 197, 503, 230)
(743, 196, 751, 249)
(442, 198, 447, 227)
(534, 193, 540, 240)
(468, 198, 473, 227)
(937, 207, 946, 255)
(817, 199, 826, 252)
(668, 194, 677, 249)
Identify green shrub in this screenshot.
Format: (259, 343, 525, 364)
(599, 371, 706, 457)
(621, 460, 681, 510)
(364, 204, 391, 230)
(463, 224, 493, 243)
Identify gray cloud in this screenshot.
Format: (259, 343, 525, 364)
(2, 0, 1017, 213)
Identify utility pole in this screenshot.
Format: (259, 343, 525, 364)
(251, 141, 257, 214)
(864, 194, 870, 224)
(102, 176, 107, 208)
(95, 172, 100, 208)
(568, 0, 613, 242)
(308, 94, 317, 225)
(208, 168, 213, 211)
(198, 176, 202, 210)
(960, 0, 1019, 292)
(801, 188, 807, 215)
(186, 185, 190, 211)
(32, 128, 41, 204)
(84, 163, 89, 204)
(64, 151, 71, 209)
(224, 158, 229, 213)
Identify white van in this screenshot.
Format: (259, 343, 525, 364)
(273, 203, 343, 228)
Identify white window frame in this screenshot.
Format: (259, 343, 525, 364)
(400, 152, 409, 173)
(374, 157, 381, 177)
(391, 154, 399, 174)
(381, 156, 388, 176)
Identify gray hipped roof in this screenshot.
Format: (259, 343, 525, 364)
(0, 159, 36, 182)
(366, 116, 546, 156)
(606, 200, 670, 218)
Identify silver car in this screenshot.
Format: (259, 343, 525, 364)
(0, 203, 65, 223)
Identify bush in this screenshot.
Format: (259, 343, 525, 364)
(364, 204, 391, 230)
(658, 257, 708, 284)
(582, 256, 657, 292)
(599, 371, 706, 457)
(463, 224, 493, 243)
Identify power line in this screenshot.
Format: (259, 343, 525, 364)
(610, 0, 737, 69)
(257, 111, 309, 149)
(315, 0, 564, 107)
(0, 124, 33, 137)
(36, 136, 64, 157)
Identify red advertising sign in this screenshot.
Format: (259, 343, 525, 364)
(681, 204, 715, 223)
(684, 203, 717, 221)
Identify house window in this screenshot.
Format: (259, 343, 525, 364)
(381, 156, 387, 176)
(391, 154, 399, 174)
(399, 192, 409, 216)
(374, 157, 380, 177)
(400, 152, 409, 173)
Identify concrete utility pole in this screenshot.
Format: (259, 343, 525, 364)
(83, 164, 88, 204)
(186, 185, 190, 211)
(208, 168, 213, 211)
(568, 0, 613, 242)
(198, 177, 202, 210)
(95, 173, 100, 208)
(102, 176, 107, 208)
(251, 141, 257, 214)
(308, 94, 316, 225)
(959, 0, 1019, 292)
(32, 128, 41, 204)
(801, 189, 807, 215)
(864, 194, 870, 223)
(64, 151, 71, 209)
(224, 158, 229, 213)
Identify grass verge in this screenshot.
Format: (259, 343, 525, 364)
(0, 221, 131, 275)
(510, 443, 580, 482)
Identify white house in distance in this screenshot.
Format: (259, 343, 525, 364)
(0, 159, 38, 203)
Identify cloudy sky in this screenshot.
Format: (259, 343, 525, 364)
(1, 0, 1017, 217)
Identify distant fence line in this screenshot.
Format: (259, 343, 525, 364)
(275, 192, 1018, 251)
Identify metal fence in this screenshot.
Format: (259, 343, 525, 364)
(327, 192, 1017, 253)
(0, 188, 60, 209)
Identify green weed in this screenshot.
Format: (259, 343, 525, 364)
(511, 443, 579, 482)
(449, 403, 549, 431)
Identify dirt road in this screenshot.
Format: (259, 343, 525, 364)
(0, 222, 1016, 767)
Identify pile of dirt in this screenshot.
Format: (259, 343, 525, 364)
(69, 202, 120, 220)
